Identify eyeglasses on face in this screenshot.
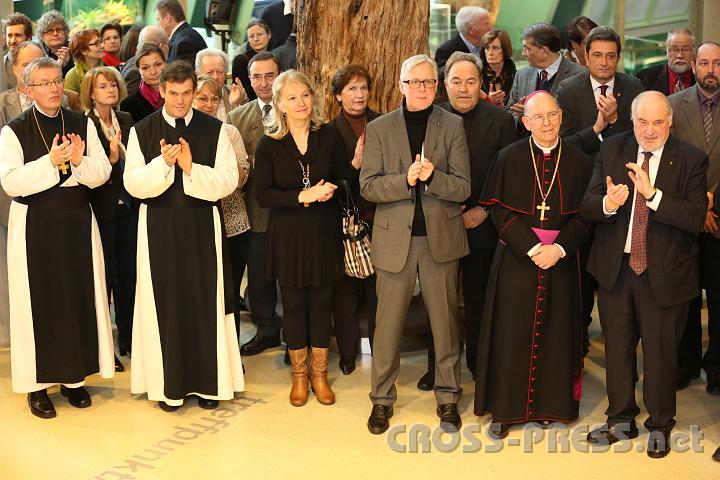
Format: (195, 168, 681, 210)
(525, 110, 561, 124)
(27, 79, 64, 89)
(402, 79, 438, 89)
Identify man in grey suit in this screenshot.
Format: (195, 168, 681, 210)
(120, 26, 169, 97)
(227, 52, 282, 357)
(506, 22, 585, 128)
(668, 42, 720, 393)
(1, 13, 32, 91)
(360, 54, 470, 435)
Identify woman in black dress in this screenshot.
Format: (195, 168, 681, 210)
(254, 70, 349, 407)
(120, 44, 166, 122)
(231, 20, 271, 102)
(329, 64, 381, 375)
(80, 66, 135, 371)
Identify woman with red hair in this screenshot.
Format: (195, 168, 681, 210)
(64, 29, 105, 93)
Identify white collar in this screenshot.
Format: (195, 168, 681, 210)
(538, 54, 562, 77)
(590, 75, 616, 91)
(170, 21, 186, 39)
(257, 97, 273, 112)
(35, 104, 60, 118)
(532, 136, 559, 154)
(162, 106, 194, 128)
(637, 143, 665, 161)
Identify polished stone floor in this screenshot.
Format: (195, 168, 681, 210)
(1, 310, 720, 479)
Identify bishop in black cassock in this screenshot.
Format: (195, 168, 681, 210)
(473, 91, 592, 435)
(124, 66, 243, 410)
(0, 58, 113, 418)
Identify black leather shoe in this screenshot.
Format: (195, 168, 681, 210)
(339, 358, 356, 375)
(713, 446, 720, 461)
(27, 390, 56, 419)
(539, 420, 554, 429)
(198, 398, 219, 410)
(114, 355, 125, 372)
(706, 372, 720, 395)
(416, 370, 434, 391)
(60, 385, 91, 408)
(647, 430, 671, 459)
(586, 422, 639, 445)
(436, 403, 461, 432)
(118, 345, 131, 357)
(488, 421, 510, 439)
(159, 401, 179, 412)
(284, 346, 291, 366)
(237, 296, 249, 312)
(240, 334, 281, 356)
(367, 404, 394, 435)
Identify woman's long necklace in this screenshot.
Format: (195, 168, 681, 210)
(529, 137, 562, 221)
(299, 160, 310, 207)
(33, 106, 68, 174)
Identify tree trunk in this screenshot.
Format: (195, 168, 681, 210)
(295, 0, 430, 119)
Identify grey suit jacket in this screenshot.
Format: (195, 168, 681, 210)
(506, 56, 586, 123)
(228, 99, 268, 232)
(359, 106, 471, 273)
(669, 84, 720, 238)
(2, 53, 15, 92)
(120, 56, 140, 96)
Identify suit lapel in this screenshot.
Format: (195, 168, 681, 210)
(654, 136, 677, 192)
(9, 92, 21, 120)
(680, 86, 709, 148)
(523, 68, 536, 96)
(422, 107, 442, 164)
(390, 108, 413, 168)
(470, 103, 492, 149)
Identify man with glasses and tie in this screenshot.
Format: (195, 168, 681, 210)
(0, 57, 114, 418)
(227, 52, 284, 358)
(360, 54, 470, 435)
(636, 29, 697, 96)
(668, 42, 720, 393)
(582, 90, 707, 458)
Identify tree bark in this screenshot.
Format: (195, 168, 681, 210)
(295, 0, 430, 119)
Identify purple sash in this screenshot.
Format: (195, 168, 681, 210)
(531, 227, 559, 245)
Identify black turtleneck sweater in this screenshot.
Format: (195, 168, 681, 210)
(403, 102, 434, 236)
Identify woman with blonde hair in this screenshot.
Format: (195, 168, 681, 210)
(192, 75, 250, 332)
(80, 66, 135, 370)
(254, 70, 350, 407)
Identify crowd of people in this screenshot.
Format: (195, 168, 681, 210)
(0, 0, 719, 463)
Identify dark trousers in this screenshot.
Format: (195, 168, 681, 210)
(97, 205, 138, 352)
(580, 239, 597, 357)
(597, 257, 688, 431)
(280, 283, 334, 349)
(227, 232, 249, 333)
(332, 273, 377, 361)
(246, 231, 280, 339)
(425, 245, 494, 376)
(678, 233, 720, 377)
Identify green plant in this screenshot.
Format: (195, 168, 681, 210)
(68, 0, 136, 34)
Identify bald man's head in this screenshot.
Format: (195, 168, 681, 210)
(522, 91, 563, 147)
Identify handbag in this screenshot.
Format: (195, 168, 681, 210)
(337, 180, 374, 278)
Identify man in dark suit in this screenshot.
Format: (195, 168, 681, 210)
(506, 22, 586, 128)
(636, 29, 696, 96)
(435, 5, 491, 98)
(228, 53, 282, 357)
(582, 91, 707, 458)
(668, 42, 720, 391)
(417, 51, 517, 388)
(155, 0, 206, 65)
(260, 0, 294, 50)
(558, 26, 644, 162)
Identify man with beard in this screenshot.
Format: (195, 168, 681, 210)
(668, 42, 720, 392)
(636, 29, 696, 96)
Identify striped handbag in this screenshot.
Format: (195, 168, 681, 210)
(338, 180, 374, 278)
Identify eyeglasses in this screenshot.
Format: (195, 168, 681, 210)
(668, 47, 694, 55)
(402, 79, 438, 89)
(250, 73, 277, 83)
(88, 40, 102, 48)
(195, 95, 221, 106)
(525, 110, 561, 124)
(44, 28, 65, 35)
(27, 79, 64, 89)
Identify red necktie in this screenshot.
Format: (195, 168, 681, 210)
(629, 151, 653, 275)
(539, 70, 548, 84)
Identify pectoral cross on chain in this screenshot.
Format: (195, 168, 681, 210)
(58, 161, 69, 175)
(537, 201, 550, 221)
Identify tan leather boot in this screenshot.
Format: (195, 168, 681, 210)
(288, 348, 309, 407)
(310, 347, 335, 405)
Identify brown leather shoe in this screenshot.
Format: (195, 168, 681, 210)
(288, 348, 310, 407)
(310, 347, 335, 405)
